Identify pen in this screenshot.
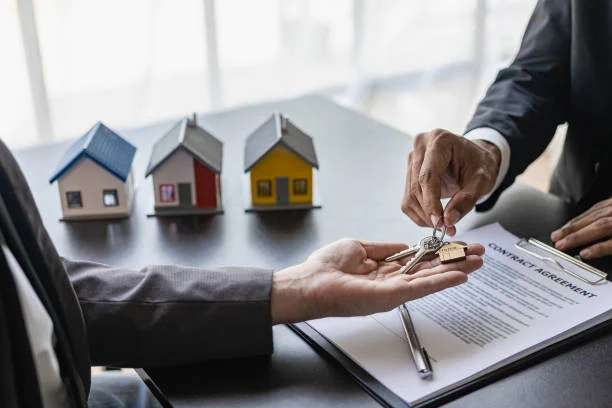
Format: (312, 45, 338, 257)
(398, 304, 433, 379)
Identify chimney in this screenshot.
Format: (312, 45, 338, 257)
(280, 114, 288, 132)
(188, 112, 197, 127)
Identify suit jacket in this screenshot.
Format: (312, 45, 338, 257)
(468, 0, 612, 212)
(0, 138, 274, 407)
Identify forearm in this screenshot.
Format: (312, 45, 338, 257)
(63, 258, 274, 367)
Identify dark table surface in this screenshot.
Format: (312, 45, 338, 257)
(14, 95, 612, 408)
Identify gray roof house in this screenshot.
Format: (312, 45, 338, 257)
(146, 114, 224, 216)
(243, 112, 320, 211)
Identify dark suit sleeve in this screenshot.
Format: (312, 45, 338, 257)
(467, 0, 571, 211)
(62, 258, 274, 367)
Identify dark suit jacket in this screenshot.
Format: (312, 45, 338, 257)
(468, 0, 612, 212)
(0, 138, 274, 407)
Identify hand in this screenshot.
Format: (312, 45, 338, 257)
(551, 198, 612, 259)
(401, 129, 501, 236)
(271, 239, 485, 324)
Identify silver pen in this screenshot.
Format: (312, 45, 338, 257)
(398, 304, 433, 379)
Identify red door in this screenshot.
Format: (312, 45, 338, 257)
(193, 159, 217, 208)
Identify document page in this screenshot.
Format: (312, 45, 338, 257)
(308, 223, 612, 406)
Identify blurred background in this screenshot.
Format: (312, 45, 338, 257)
(2, 0, 558, 190)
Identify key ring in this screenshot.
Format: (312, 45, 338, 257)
(432, 217, 446, 242)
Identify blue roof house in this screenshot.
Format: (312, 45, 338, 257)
(49, 122, 137, 220)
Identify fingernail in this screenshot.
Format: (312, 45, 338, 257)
(551, 230, 562, 241)
(581, 249, 592, 259)
(445, 209, 461, 226)
(555, 240, 566, 250)
(430, 214, 437, 226)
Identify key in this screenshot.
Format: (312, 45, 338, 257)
(398, 235, 444, 274)
(385, 244, 419, 262)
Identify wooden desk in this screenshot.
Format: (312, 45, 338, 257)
(15, 96, 612, 407)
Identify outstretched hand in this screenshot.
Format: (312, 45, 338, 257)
(271, 239, 485, 324)
(402, 129, 501, 236)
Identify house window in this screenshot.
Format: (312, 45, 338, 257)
(159, 184, 176, 203)
(257, 180, 272, 197)
(293, 179, 308, 195)
(66, 191, 82, 208)
(103, 189, 119, 207)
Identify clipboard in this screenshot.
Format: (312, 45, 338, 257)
(289, 318, 612, 408)
(515, 237, 607, 285)
(288, 237, 611, 408)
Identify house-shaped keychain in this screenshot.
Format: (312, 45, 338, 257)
(243, 112, 320, 212)
(145, 114, 223, 216)
(436, 242, 468, 263)
(49, 122, 137, 221)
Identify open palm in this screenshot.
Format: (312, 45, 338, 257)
(272, 239, 484, 323)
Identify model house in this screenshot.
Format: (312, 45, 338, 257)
(244, 112, 319, 211)
(145, 114, 223, 215)
(49, 122, 137, 220)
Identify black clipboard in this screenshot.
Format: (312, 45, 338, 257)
(289, 319, 612, 408)
(288, 237, 612, 407)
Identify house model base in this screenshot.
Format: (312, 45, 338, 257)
(60, 212, 131, 222)
(244, 203, 321, 213)
(147, 206, 224, 217)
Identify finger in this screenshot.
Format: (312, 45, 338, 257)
(401, 152, 414, 215)
(403, 197, 429, 227)
(391, 243, 485, 270)
(357, 258, 378, 274)
(559, 198, 612, 228)
(580, 238, 612, 259)
(394, 242, 483, 267)
(554, 217, 612, 251)
(361, 241, 409, 261)
(419, 136, 452, 223)
(397, 271, 468, 302)
(584, 197, 612, 214)
(408, 254, 483, 280)
(552, 206, 612, 242)
(410, 136, 430, 226)
(402, 154, 429, 226)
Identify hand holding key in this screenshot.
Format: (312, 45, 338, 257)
(401, 129, 501, 236)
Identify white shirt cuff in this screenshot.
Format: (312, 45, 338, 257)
(463, 127, 511, 204)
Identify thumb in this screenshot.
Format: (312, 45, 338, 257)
(444, 182, 483, 226)
(361, 258, 377, 273)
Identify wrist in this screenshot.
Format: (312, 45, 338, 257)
(270, 264, 316, 325)
(473, 140, 502, 177)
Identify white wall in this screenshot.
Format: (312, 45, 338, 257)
(151, 148, 195, 207)
(4, 1, 538, 149)
(57, 157, 131, 219)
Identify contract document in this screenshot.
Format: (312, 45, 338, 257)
(307, 223, 612, 406)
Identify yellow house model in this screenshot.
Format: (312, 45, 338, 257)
(244, 113, 319, 211)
